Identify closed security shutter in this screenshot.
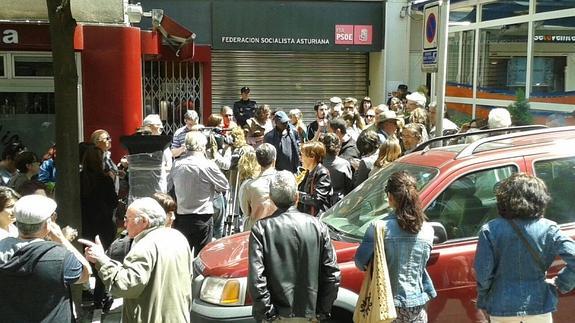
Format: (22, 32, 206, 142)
(212, 51, 368, 123)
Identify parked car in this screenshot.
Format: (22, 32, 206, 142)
(191, 126, 575, 322)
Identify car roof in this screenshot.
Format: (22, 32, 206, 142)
(400, 126, 575, 169)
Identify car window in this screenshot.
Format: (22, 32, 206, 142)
(534, 157, 575, 225)
(426, 165, 517, 240)
(321, 162, 438, 240)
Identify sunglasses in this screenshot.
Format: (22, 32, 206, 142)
(102, 137, 112, 142)
(366, 115, 375, 118)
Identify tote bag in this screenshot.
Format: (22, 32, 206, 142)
(353, 221, 397, 323)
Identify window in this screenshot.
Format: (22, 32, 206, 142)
(477, 23, 529, 98)
(481, 0, 529, 22)
(534, 157, 575, 225)
(536, 0, 575, 13)
(13, 55, 53, 77)
(321, 162, 439, 240)
(447, 31, 474, 88)
(426, 166, 517, 240)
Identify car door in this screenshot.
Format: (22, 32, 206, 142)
(421, 159, 524, 323)
(527, 155, 575, 323)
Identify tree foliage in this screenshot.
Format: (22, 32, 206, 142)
(508, 89, 533, 126)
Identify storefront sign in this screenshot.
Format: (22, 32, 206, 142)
(0, 24, 51, 50)
(2, 29, 18, 44)
(534, 35, 575, 43)
(212, 1, 382, 52)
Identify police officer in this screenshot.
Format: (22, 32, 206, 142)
(233, 86, 257, 127)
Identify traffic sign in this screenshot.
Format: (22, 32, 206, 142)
(422, 2, 440, 72)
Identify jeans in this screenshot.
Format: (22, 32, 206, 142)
(212, 193, 226, 239)
(173, 213, 213, 257)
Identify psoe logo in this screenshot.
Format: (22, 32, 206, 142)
(335, 25, 372, 45)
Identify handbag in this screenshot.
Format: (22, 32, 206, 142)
(353, 221, 397, 323)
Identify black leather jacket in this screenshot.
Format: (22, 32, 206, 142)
(298, 163, 333, 217)
(248, 207, 341, 322)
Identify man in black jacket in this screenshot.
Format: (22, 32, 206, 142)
(264, 111, 300, 173)
(248, 171, 340, 322)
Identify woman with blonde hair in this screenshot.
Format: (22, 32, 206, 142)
(370, 138, 402, 176)
(289, 108, 307, 143)
(90, 129, 119, 192)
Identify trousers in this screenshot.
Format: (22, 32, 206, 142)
(173, 213, 213, 257)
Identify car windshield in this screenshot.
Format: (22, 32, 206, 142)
(321, 162, 439, 240)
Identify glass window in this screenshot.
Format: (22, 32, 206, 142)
(477, 23, 528, 99)
(447, 31, 475, 89)
(14, 55, 53, 77)
(536, 0, 575, 13)
(534, 157, 575, 224)
(450, 5, 476, 24)
(321, 162, 439, 240)
(426, 166, 517, 240)
(530, 17, 575, 107)
(481, 0, 529, 22)
(0, 92, 55, 114)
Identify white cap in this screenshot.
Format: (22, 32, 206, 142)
(143, 114, 162, 126)
(406, 92, 427, 107)
(14, 195, 57, 224)
(329, 96, 342, 104)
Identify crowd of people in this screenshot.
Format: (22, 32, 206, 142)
(1, 83, 574, 323)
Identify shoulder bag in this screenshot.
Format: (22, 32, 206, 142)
(353, 221, 397, 323)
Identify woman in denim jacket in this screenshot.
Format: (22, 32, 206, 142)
(355, 171, 436, 322)
(474, 173, 575, 323)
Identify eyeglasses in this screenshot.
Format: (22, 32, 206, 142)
(366, 115, 375, 118)
(224, 114, 233, 117)
(102, 137, 112, 142)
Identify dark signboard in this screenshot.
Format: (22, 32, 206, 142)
(212, 0, 383, 52)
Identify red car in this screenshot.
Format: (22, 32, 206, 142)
(191, 126, 575, 322)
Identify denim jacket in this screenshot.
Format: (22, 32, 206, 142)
(355, 214, 437, 308)
(474, 217, 575, 317)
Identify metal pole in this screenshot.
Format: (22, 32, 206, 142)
(435, 0, 450, 138)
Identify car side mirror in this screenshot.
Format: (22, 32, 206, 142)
(430, 222, 447, 244)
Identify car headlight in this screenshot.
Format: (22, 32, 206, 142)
(199, 276, 247, 306)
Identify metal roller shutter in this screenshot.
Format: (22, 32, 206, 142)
(212, 50, 368, 123)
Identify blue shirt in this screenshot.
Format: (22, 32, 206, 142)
(355, 214, 437, 308)
(474, 217, 575, 316)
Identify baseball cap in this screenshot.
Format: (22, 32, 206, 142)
(143, 114, 163, 127)
(14, 195, 57, 224)
(406, 92, 427, 107)
(274, 111, 290, 124)
(241, 86, 251, 94)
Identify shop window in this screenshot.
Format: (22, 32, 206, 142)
(14, 55, 53, 77)
(481, 0, 529, 22)
(530, 17, 575, 107)
(0, 92, 55, 114)
(447, 31, 474, 90)
(536, 0, 575, 13)
(450, 5, 476, 24)
(477, 23, 528, 99)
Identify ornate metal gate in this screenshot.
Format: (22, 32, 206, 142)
(142, 60, 202, 135)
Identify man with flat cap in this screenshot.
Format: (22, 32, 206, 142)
(233, 86, 257, 127)
(0, 195, 91, 322)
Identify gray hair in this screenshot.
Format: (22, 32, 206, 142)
(488, 108, 512, 129)
(128, 197, 166, 228)
(269, 171, 298, 208)
(184, 110, 199, 122)
(256, 143, 277, 168)
(185, 131, 208, 152)
(16, 221, 45, 236)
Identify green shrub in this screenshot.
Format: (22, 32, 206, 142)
(508, 89, 533, 126)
